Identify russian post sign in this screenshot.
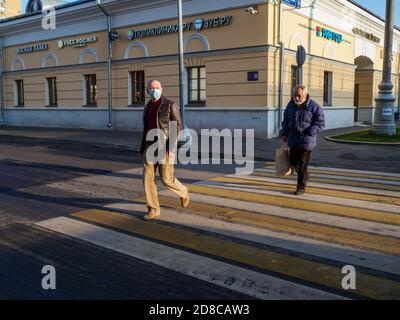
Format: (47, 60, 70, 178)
(282, 0, 301, 8)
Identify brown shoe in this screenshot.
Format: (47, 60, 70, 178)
(181, 193, 190, 208)
(143, 210, 160, 220)
(294, 188, 305, 196)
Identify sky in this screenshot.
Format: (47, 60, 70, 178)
(21, 0, 400, 26)
(359, 0, 400, 27)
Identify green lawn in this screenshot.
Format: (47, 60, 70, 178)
(331, 128, 400, 143)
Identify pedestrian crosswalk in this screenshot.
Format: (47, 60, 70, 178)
(35, 163, 400, 300)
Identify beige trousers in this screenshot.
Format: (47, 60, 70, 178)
(143, 147, 188, 213)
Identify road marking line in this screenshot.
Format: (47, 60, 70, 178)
(211, 176, 400, 206)
(201, 180, 400, 214)
(186, 184, 400, 226)
(263, 163, 400, 181)
(155, 191, 400, 239)
(143, 194, 400, 254)
(252, 171, 400, 192)
(263, 162, 400, 178)
(65, 209, 400, 300)
(256, 168, 400, 186)
(106, 201, 400, 276)
(35, 216, 346, 300)
(226, 174, 400, 197)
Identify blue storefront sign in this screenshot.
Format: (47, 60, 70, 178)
(316, 26, 343, 44)
(127, 15, 232, 40)
(282, 0, 301, 8)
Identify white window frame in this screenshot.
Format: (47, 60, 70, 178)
(45, 78, 50, 106)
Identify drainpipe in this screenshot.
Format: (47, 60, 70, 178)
(398, 47, 400, 119)
(277, 0, 284, 133)
(0, 36, 5, 124)
(177, 0, 186, 127)
(97, 0, 113, 128)
(397, 71, 400, 120)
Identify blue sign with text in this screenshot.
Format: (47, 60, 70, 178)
(316, 26, 343, 44)
(282, 0, 301, 8)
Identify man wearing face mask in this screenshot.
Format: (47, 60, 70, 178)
(140, 79, 190, 220)
(281, 85, 325, 195)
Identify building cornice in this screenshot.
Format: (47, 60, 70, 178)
(1, 0, 399, 53)
(0, 0, 267, 47)
(271, 0, 399, 50)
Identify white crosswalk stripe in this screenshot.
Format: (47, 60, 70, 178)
(195, 180, 400, 214)
(36, 217, 345, 300)
(255, 168, 400, 186)
(35, 164, 400, 300)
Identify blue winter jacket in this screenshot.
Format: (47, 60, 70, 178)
(281, 95, 325, 151)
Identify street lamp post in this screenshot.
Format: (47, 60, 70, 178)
(97, 0, 113, 128)
(373, 0, 396, 136)
(277, 0, 284, 133)
(176, 0, 193, 147)
(0, 36, 5, 124)
(177, 0, 186, 127)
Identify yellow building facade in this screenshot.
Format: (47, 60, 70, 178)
(0, 0, 22, 18)
(0, 0, 399, 138)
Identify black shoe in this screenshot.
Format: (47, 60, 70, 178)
(295, 188, 305, 195)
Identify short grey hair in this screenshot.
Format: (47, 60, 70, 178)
(294, 85, 308, 95)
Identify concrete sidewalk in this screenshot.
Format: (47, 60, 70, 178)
(0, 125, 399, 172)
(0, 126, 142, 151)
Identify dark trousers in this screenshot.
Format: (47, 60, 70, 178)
(289, 149, 311, 190)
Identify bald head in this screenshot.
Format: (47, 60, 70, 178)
(147, 80, 162, 90)
(147, 80, 163, 101)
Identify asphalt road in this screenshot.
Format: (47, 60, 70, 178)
(0, 141, 253, 299)
(1, 139, 399, 301)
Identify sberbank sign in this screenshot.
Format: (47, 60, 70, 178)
(127, 16, 232, 40)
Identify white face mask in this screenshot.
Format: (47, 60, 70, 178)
(149, 89, 162, 101)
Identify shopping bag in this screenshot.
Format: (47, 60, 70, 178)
(275, 143, 294, 176)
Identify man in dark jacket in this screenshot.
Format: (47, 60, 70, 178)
(140, 80, 190, 220)
(281, 85, 325, 195)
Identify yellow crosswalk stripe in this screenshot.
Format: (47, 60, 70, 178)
(210, 176, 400, 206)
(186, 184, 400, 226)
(71, 209, 400, 300)
(252, 171, 400, 192)
(263, 164, 400, 182)
(133, 195, 400, 256)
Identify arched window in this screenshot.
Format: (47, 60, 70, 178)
(26, 0, 43, 14)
